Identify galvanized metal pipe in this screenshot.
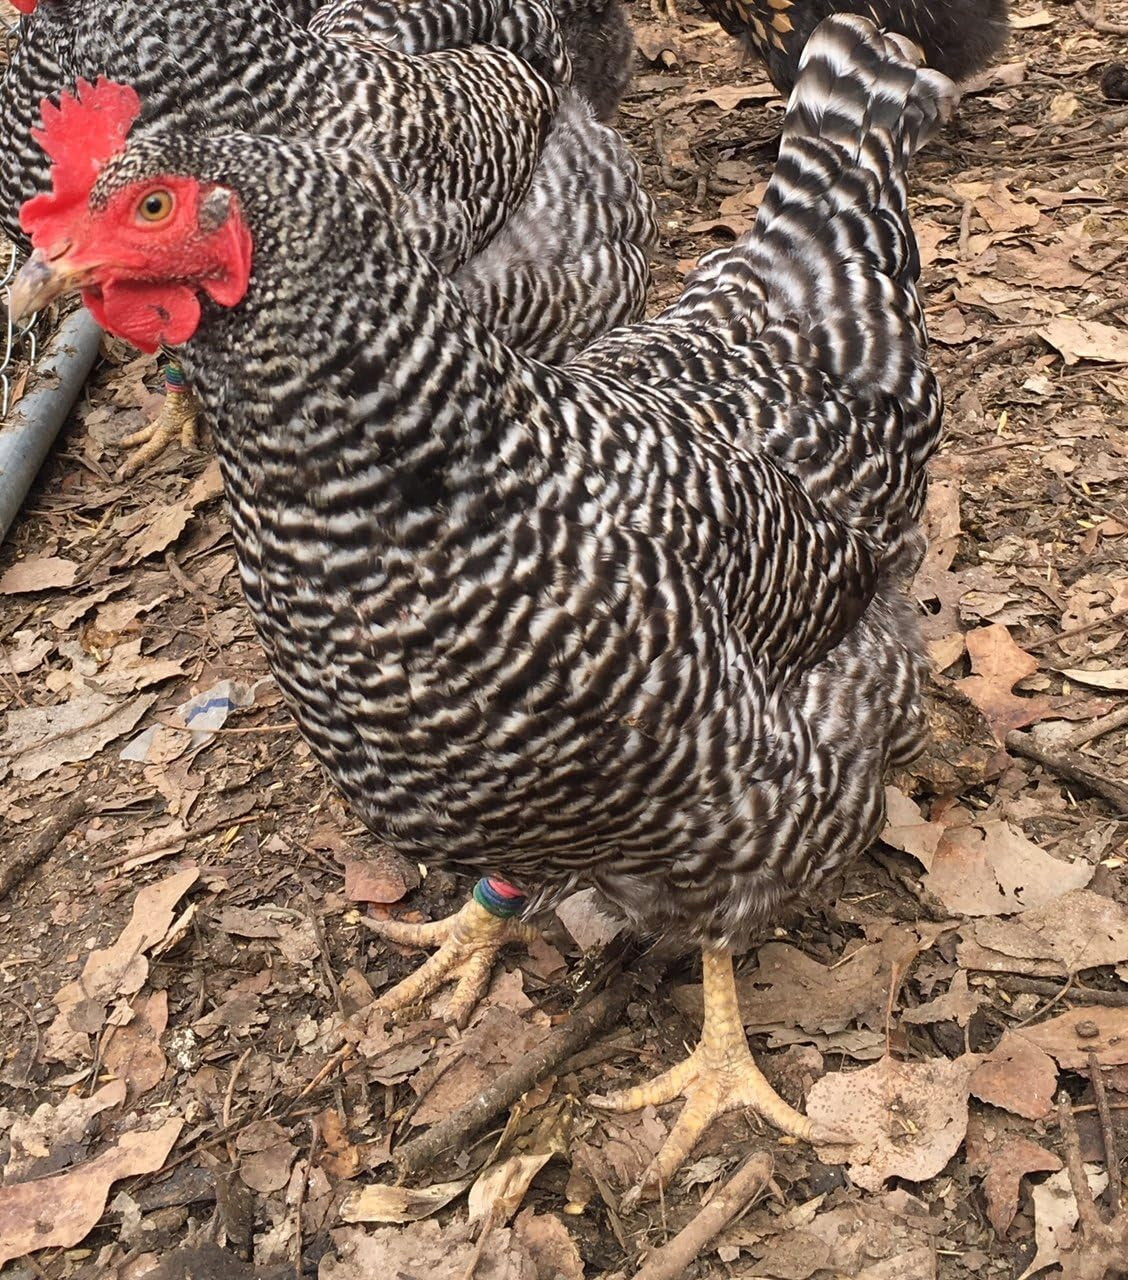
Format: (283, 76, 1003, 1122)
(0, 309, 102, 544)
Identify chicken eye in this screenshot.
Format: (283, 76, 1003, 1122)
(137, 189, 174, 223)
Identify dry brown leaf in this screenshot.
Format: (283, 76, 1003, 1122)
(900, 972, 982, 1028)
(0, 556, 79, 594)
(980, 1137, 1062, 1236)
(960, 889, 1128, 977)
(1040, 317, 1128, 366)
(2, 691, 158, 782)
(969, 1032, 1058, 1120)
(1019, 1167, 1108, 1280)
(679, 82, 778, 111)
(102, 990, 169, 1100)
(951, 180, 1040, 233)
(45, 868, 199, 1063)
(807, 1055, 975, 1192)
(316, 1109, 363, 1182)
(338, 1180, 469, 1224)
(1060, 666, 1128, 692)
(923, 820, 1092, 918)
(235, 1120, 296, 1194)
(956, 624, 1053, 741)
(512, 1210, 583, 1280)
(1020, 1007, 1128, 1069)
(323, 1220, 530, 1280)
(3, 1080, 127, 1183)
(554, 888, 623, 952)
(0, 1120, 182, 1269)
(344, 848, 419, 904)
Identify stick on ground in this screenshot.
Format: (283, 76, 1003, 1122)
(630, 1152, 774, 1280)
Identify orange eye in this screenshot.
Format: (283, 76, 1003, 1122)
(137, 189, 174, 223)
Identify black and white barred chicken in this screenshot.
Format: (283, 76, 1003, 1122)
(697, 0, 1009, 91)
(0, 0, 651, 471)
(13, 14, 954, 1197)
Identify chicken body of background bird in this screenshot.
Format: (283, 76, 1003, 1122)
(699, 0, 1010, 90)
(14, 14, 955, 1195)
(0, 0, 654, 471)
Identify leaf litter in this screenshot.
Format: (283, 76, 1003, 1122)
(3, 0, 1128, 1276)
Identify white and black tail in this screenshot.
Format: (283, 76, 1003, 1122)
(681, 16, 955, 402)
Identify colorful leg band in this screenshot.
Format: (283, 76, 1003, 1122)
(473, 877, 526, 919)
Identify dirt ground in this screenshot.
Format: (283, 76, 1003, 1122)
(2, 1, 1128, 1277)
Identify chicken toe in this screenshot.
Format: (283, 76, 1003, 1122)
(591, 948, 831, 1206)
(117, 362, 200, 478)
(362, 878, 538, 1028)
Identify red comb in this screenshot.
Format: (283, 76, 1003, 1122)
(11, 0, 38, 13)
(20, 78, 142, 248)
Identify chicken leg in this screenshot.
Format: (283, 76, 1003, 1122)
(592, 948, 826, 1205)
(117, 360, 199, 478)
(362, 877, 538, 1028)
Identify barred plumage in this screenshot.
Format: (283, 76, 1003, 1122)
(0, 0, 654, 361)
(700, 0, 1009, 91)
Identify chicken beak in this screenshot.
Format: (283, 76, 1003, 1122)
(8, 247, 97, 324)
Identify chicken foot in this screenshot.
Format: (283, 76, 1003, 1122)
(362, 878, 538, 1028)
(117, 360, 199, 478)
(592, 948, 832, 1207)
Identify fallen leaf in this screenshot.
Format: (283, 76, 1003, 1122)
(323, 1219, 529, 1280)
(316, 1110, 363, 1182)
(901, 972, 983, 1028)
(980, 1137, 1062, 1236)
(3, 1081, 127, 1183)
(102, 990, 170, 1100)
(1018, 1166, 1108, 1280)
(1040, 317, 1128, 366)
(0, 1120, 182, 1268)
(969, 1032, 1058, 1120)
(0, 556, 79, 594)
(679, 82, 778, 111)
(235, 1120, 296, 1195)
(807, 1055, 975, 1192)
(468, 1104, 571, 1229)
(344, 848, 419, 904)
(960, 890, 1128, 976)
(512, 1209, 583, 1280)
(554, 888, 623, 952)
(338, 1180, 469, 1225)
(956, 624, 1053, 741)
(1020, 1007, 1128, 1069)
(1060, 666, 1128, 692)
(2, 692, 158, 782)
(45, 869, 199, 1063)
(923, 820, 1092, 917)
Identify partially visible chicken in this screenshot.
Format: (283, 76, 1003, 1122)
(698, 0, 1009, 90)
(0, 0, 652, 470)
(14, 14, 953, 1197)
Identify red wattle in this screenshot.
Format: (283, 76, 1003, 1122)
(90, 281, 203, 354)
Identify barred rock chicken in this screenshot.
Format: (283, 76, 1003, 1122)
(699, 0, 1010, 91)
(0, 0, 652, 471)
(13, 16, 954, 1196)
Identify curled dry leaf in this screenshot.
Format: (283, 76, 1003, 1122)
(806, 1055, 975, 1193)
(338, 1180, 470, 1225)
(901, 972, 983, 1028)
(0, 1119, 182, 1269)
(102, 989, 170, 1100)
(4, 1079, 127, 1183)
(235, 1120, 297, 1195)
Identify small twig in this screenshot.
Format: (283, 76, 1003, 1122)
(0, 993, 42, 1082)
(630, 1152, 774, 1280)
(222, 1048, 253, 1163)
(965, 331, 1041, 372)
(1089, 1051, 1121, 1217)
(1024, 607, 1128, 654)
(293, 1120, 318, 1279)
(1075, 0, 1128, 35)
(1058, 1092, 1104, 1238)
(1005, 732, 1128, 813)
(1067, 704, 1128, 751)
(1000, 976, 1128, 1009)
(0, 795, 88, 902)
(1011, 974, 1075, 1031)
(302, 885, 345, 1017)
(393, 968, 646, 1180)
